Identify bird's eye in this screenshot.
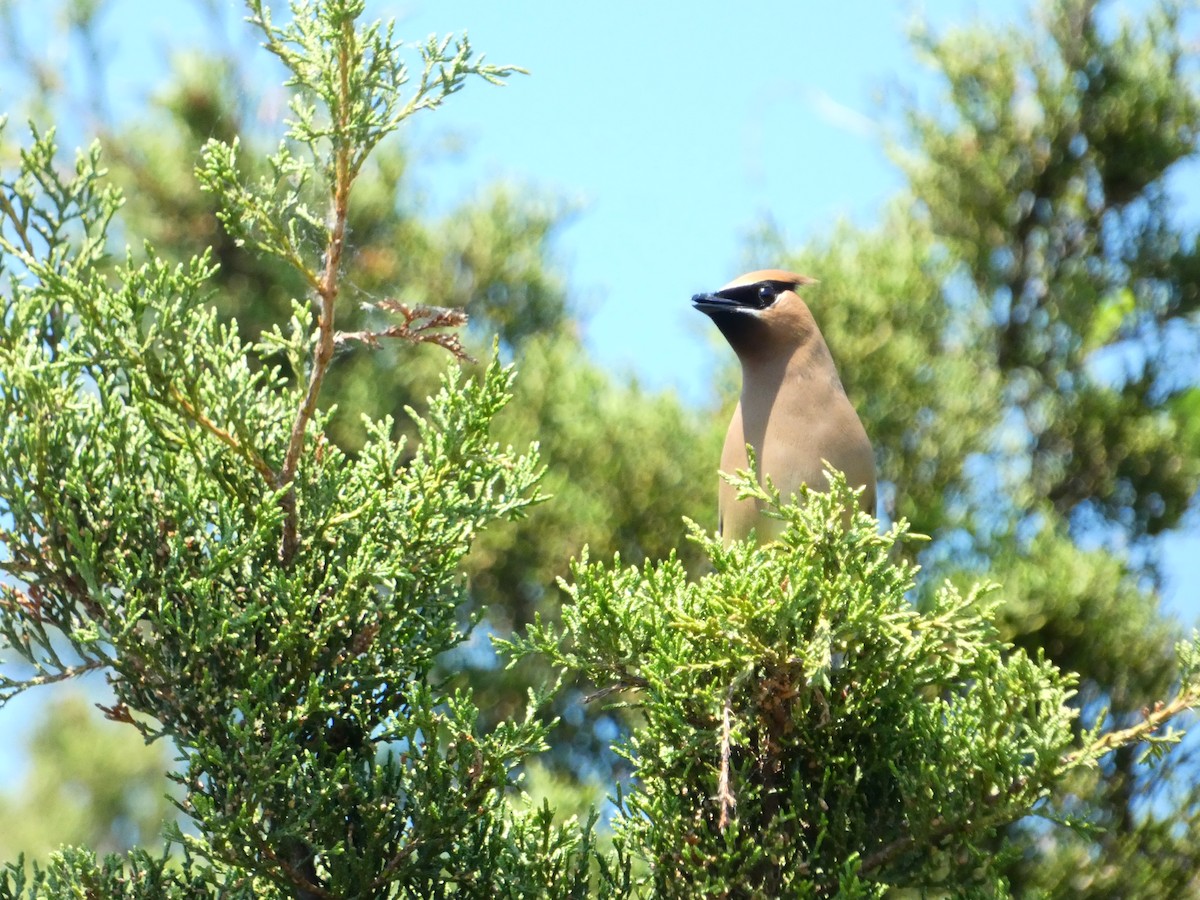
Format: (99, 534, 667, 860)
(757, 284, 778, 307)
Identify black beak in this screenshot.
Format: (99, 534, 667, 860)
(691, 284, 766, 315)
(692, 280, 789, 316)
(690, 291, 740, 315)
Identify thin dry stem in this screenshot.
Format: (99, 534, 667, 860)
(276, 20, 355, 563)
(717, 682, 737, 830)
(1062, 692, 1200, 768)
(0, 190, 36, 256)
(334, 301, 471, 361)
(0, 659, 104, 690)
(582, 675, 649, 704)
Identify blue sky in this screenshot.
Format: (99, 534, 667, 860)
(78, 0, 1036, 395)
(401, 0, 985, 393)
(0, 0, 1197, 785)
(394, 0, 1200, 618)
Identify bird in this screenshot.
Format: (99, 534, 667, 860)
(692, 269, 875, 543)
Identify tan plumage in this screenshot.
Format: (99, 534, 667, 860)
(692, 269, 875, 543)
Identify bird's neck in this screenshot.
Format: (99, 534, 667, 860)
(739, 336, 846, 414)
(741, 333, 836, 382)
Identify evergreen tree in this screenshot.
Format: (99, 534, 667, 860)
(0, 0, 719, 786)
(1, 3, 613, 895)
(752, 0, 1200, 892)
(1, 0, 1199, 896)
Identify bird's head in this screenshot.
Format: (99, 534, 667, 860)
(691, 269, 818, 358)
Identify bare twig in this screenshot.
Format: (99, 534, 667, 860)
(0, 189, 36, 256)
(583, 675, 649, 704)
(1, 659, 105, 690)
(334, 300, 471, 361)
(717, 682, 737, 830)
(276, 20, 355, 564)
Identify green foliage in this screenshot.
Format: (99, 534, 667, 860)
(982, 523, 1178, 700)
(738, 15, 1200, 895)
(0, 2, 614, 896)
(2, 0, 717, 792)
(0, 848, 221, 900)
(0, 812, 622, 900)
(511, 472, 1155, 895)
(2, 0, 1199, 896)
(478, 334, 719, 620)
(245, 0, 519, 183)
(901, 0, 1200, 537)
(748, 0, 1200, 893)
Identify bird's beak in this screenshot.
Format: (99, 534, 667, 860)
(691, 291, 748, 314)
(693, 280, 789, 315)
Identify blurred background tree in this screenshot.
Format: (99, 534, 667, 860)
(0, 692, 179, 861)
(1, 0, 1197, 894)
(750, 0, 1200, 892)
(0, 0, 721, 858)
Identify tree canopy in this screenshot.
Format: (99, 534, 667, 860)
(1, 0, 1199, 896)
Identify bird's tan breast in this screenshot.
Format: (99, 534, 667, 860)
(718, 363, 875, 542)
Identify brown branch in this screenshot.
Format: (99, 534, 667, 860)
(583, 675, 648, 704)
(334, 301, 471, 361)
(717, 682, 737, 830)
(859, 814, 947, 875)
(258, 840, 336, 900)
(5, 659, 105, 690)
(368, 838, 425, 891)
(168, 384, 276, 483)
(0, 189, 36, 256)
(1061, 692, 1200, 768)
(276, 20, 355, 564)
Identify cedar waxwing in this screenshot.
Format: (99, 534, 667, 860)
(692, 269, 876, 543)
